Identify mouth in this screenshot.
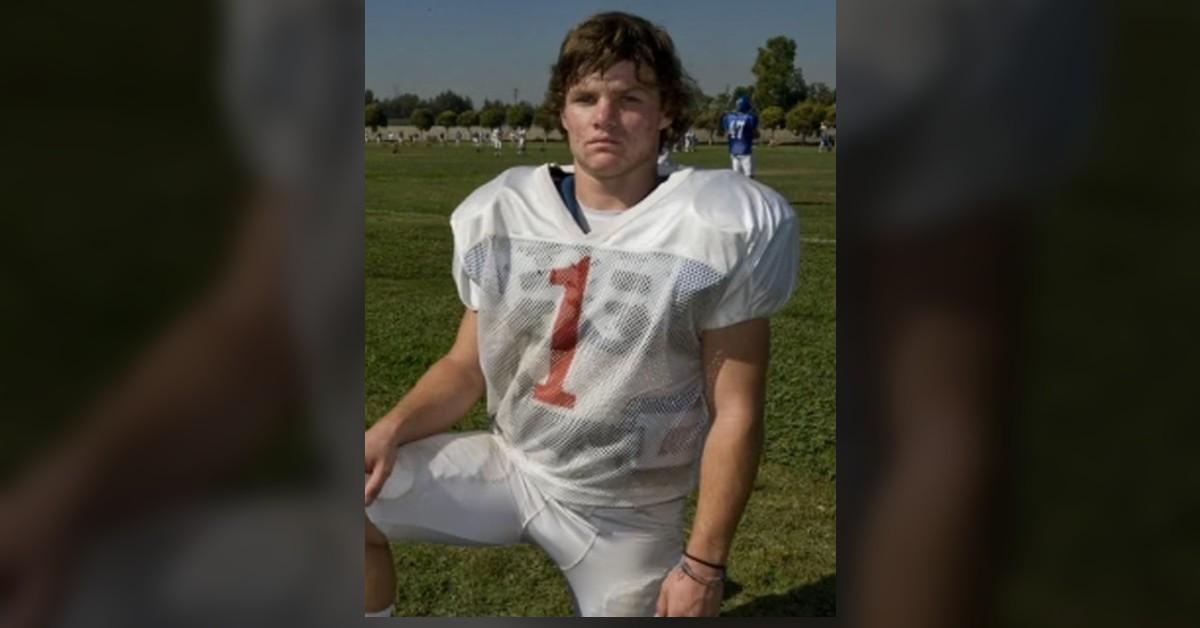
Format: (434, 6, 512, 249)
(587, 137, 621, 147)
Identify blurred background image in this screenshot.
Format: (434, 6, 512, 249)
(0, 0, 1196, 626)
(1, 1, 363, 626)
(841, 1, 1199, 627)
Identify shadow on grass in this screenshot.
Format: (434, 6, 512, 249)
(721, 574, 836, 617)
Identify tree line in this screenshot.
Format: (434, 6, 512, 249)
(366, 35, 834, 139)
(366, 90, 541, 136)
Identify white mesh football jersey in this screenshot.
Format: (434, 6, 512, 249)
(450, 165, 799, 507)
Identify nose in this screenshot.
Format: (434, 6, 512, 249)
(592, 96, 619, 130)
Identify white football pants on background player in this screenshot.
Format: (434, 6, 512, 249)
(731, 154, 754, 177)
(365, 431, 686, 617)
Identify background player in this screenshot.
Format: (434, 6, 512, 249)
(722, 96, 758, 177)
(490, 126, 502, 155)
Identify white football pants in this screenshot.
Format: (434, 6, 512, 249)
(365, 431, 686, 617)
(731, 154, 754, 177)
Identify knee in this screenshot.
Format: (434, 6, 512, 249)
(598, 574, 667, 617)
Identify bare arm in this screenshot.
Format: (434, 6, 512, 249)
(13, 186, 296, 526)
(656, 318, 770, 616)
(363, 309, 485, 505)
(690, 317, 769, 565)
(853, 221, 1016, 628)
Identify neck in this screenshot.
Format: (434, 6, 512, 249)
(572, 162, 659, 211)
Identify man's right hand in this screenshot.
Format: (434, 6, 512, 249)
(364, 420, 400, 506)
(363, 310, 484, 508)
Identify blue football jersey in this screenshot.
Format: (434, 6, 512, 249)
(723, 111, 758, 156)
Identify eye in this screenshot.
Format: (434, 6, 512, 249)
(623, 94, 643, 103)
(571, 92, 596, 104)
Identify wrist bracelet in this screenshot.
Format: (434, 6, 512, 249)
(682, 550, 727, 571)
(677, 559, 726, 587)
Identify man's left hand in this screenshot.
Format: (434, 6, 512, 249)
(654, 559, 724, 617)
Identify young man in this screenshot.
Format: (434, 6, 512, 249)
(722, 96, 759, 177)
(364, 12, 799, 617)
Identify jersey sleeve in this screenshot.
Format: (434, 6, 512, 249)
(449, 171, 521, 311)
(702, 197, 800, 330)
(449, 189, 493, 311)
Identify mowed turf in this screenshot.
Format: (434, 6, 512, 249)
(365, 140, 835, 616)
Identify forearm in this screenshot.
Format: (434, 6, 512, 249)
(23, 188, 294, 529)
(687, 414, 765, 564)
(373, 353, 485, 447)
(36, 296, 294, 529)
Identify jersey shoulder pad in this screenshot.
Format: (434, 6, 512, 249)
(449, 166, 541, 225)
(682, 169, 795, 235)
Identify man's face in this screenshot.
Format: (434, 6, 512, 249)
(560, 60, 672, 181)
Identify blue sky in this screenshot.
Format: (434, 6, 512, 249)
(366, 0, 835, 106)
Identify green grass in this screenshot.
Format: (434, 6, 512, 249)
(366, 141, 835, 616)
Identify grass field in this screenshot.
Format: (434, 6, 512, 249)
(365, 140, 835, 616)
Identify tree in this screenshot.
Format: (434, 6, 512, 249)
(786, 101, 825, 139)
(710, 87, 733, 116)
(698, 88, 731, 140)
(429, 90, 474, 115)
(379, 93, 420, 121)
(789, 69, 808, 107)
(808, 82, 835, 106)
(752, 37, 806, 110)
(481, 99, 507, 113)
(760, 106, 785, 141)
(365, 103, 387, 131)
(365, 89, 376, 105)
(457, 109, 478, 129)
(732, 85, 754, 106)
(506, 101, 535, 130)
(532, 104, 556, 141)
(436, 109, 458, 129)
(410, 108, 434, 136)
(479, 107, 506, 130)
(693, 109, 720, 142)
(824, 103, 836, 126)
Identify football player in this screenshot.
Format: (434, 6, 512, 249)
(722, 96, 759, 178)
(491, 127, 503, 155)
(364, 11, 799, 617)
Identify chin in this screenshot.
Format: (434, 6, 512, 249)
(580, 155, 628, 176)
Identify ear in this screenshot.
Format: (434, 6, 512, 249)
(659, 115, 673, 131)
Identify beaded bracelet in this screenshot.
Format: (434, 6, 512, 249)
(677, 559, 727, 587)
